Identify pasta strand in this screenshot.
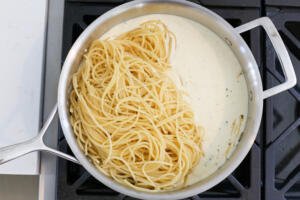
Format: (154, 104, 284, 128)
(69, 20, 203, 192)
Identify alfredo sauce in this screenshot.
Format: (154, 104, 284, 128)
(100, 14, 248, 186)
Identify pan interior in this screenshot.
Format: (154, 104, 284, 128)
(98, 14, 249, 185)
(58, 1, 263, 198)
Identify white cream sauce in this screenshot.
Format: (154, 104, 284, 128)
(100, 14, 248, 186)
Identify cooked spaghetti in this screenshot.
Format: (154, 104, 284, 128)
(69, 20, 203, 191)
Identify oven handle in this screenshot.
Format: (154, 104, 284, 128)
(0, 105, 79, 165)
(235, 17, 297, 99)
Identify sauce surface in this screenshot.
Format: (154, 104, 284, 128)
(100, 14, 248, 185)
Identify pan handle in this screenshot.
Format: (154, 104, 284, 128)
(0, 136, 42, 165)
(235, 17, 297, 99)
(0, 105, 79, 165)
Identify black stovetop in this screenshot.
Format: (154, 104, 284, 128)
(57, 1, 300, 199)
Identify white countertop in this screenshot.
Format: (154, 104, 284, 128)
(0, 175, 38, 200)
(0, 0, 47, 175)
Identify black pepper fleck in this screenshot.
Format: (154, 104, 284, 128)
(238, 135, 243, 142)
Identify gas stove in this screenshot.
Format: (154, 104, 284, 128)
(40, 1, 300, 199)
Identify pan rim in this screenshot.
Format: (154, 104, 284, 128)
(57, 0, 263, 199)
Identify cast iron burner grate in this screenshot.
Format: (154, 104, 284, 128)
(56, 1, 300, 199)
(264, 7, 300, 200)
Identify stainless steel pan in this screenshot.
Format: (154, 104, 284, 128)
(0, 0, 296, 199)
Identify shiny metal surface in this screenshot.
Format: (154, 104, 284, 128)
(235, 17, 297, 99)
(0, 105, 78, 165)
(38, 0, 65, 199)
(57, 0, 295, 199)
(57, 0, 267, 199)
